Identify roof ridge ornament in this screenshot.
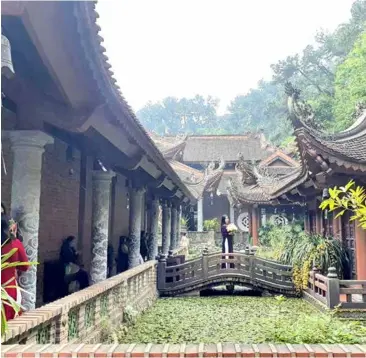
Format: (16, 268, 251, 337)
(285, 82, 322, 131)
(235, 154, 257, 185)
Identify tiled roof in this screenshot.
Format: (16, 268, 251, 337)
(287, 82, 366, 170)
(168, 160, 224, 199)
(182, 134, 275, 162)
(72, 2, 196, 201)
(259, 150, 299, 167)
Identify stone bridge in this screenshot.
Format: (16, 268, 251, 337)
(157, 251, 296, 296)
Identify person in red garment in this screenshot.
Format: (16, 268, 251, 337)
(1, 211, 29, 321)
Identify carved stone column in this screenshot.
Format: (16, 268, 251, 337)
(147, 196, 159, 260)
(177, 205, 182, 248)
(162, 201, 171, 255)
(197, 198, 203, 231)
(128, 186, 146, 268)
(8, 130, 54, 311)
(90, 171, 115, 285)
(170, 204, 178, 251)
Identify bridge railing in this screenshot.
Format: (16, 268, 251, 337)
(306, 267, 366, 309)
(157, 251, 293, 293)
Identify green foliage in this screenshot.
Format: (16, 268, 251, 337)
(333, 30, 366, 130)
(1, 244, 36, 337)
(320, 180, 366, 229)
(137, 95, 220, 135)
(256, 222, 349, 292)
(203, 218, 220, 232)
(180, 216, 188, 226)
(109, 297, 366, 344)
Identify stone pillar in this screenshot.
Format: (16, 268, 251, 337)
(230, 205, 235, 225)
(128, 186, 145, 268)
(162, 201, 171, 255)
(177, 205, 182, 247)
(8, 130, 54, 311)
(147, 196, 159, 260)
(170, 204, 178, 251)
(90, 171, 115, 285)
(251, 206, 259, 246)
(197, 198, 203, 232)
(355, 220, 366, 280)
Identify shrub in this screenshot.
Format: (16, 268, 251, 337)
(320, 180, 366, 229)
(255, 222, 350, 292)
(203, 218, 220, 232)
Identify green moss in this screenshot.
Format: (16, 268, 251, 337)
(115, 297, 366, 344)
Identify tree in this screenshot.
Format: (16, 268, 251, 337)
(137, 95, 220, 135)
(333, 30, 366, 131)
(320, 180, 366, 229)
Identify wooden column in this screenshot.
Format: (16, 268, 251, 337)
(355, 220, 366, 280)
(332, 210, 342, 240)
(315, 209, 324, 236)
(304, 210, 311, 234)
(251, 206, 259, 246)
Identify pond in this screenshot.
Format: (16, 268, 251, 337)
(114, 296, 366, 344)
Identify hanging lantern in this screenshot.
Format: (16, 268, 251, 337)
(1, 34, 15, 79)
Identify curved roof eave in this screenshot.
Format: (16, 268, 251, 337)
(73, 2, 195, 201)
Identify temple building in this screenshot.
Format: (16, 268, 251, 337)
(1, 1, 195, 308)
(152, 133, 300, 235)
(227, 84, 366, 280)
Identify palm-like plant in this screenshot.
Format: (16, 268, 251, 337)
(1, 245, 35, 337)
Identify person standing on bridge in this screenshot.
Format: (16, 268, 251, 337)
(221, 215, 235, 269)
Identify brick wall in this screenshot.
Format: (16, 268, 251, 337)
(3, 343, 366, 357)
(37, 138, 82, 305)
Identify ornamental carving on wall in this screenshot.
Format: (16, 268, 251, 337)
(237, 212, 249, 232)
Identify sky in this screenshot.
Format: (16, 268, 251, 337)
(96, 0, 355, 114)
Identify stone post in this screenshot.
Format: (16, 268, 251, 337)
(170, 204, 177, 251)
(147, 196, 159, 260)
(326, 267, 340, 309)
(162, 201, 171, 255)
(197, 198, 203, 231)
(8, 130, 54, 311)
(230, 206, 235, 226)
(177, 205, 182, 248)
(128, 186, 146, 268)
(90, 171, 115, 285)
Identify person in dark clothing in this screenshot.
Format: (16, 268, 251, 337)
(116, 236, 129, 273)
(107, 244, 114, 278)
(140, 231, 148, 262)
(59, 236, 89, 295)
(1, 202, 6, 216)
(221, 215, 234, 269)
(60, 236, 79, 265)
